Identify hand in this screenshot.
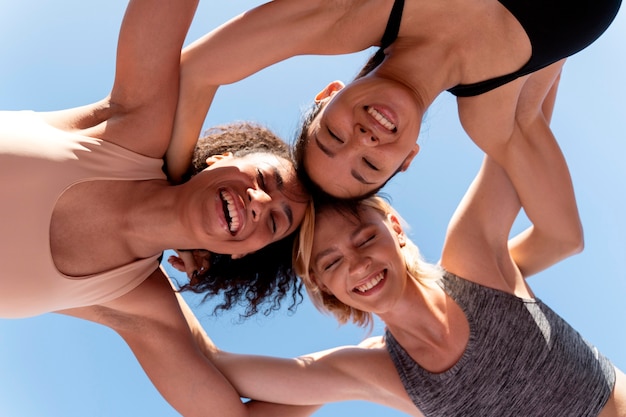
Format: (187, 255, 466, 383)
(168, 249, 211, 282)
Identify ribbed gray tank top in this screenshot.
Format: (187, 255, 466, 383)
(386, 272, 615, 416)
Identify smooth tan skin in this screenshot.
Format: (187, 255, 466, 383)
(17, 0, 311, 416)
(187, 66, 625, 416)
(166, 0, 590, 205)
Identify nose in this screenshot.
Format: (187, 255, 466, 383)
(348, 251, 371, 276)
(354, 124, 382, 147)
(247, 187, 272, 221)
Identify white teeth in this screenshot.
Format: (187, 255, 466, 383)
(220, 190, 240, 233)
(367, 107, 396, 131)
(355, 272, 384, 293)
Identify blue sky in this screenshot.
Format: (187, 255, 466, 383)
(0, 1, 624, 416)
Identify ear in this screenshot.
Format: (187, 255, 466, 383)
(205, 152, 233, 167)
(399, 143, 419, 172)
(387, 213, 406, 247)
(314, 80, 345, 103)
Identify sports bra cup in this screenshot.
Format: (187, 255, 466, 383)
(447, 0, 622, 96)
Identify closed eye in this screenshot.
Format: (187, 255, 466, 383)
(323, 257, 342, 271)
(256, 169, 267, 189)
(328, 128, 344, 143)
(270, 213, 277, 234)
(256, 169, 278, 234)
(363, 158, 378, 171)
(358, 234, 376, 247)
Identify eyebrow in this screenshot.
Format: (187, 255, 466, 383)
(312, 223, 370, 268)
(314, 132, 335, 158)
(271, 166, 294, 229)
(313, 247, 336, 268)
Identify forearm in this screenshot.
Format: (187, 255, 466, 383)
(245, 401, 322, 417)
(173, 284, 322, 417)
(502, 122, 583, 276)
(508, 226, 581, 277)
(489, 63, 582, 275)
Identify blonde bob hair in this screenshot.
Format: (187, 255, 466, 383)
(293, 196, 443, 329)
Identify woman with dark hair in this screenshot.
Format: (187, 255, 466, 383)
(171, 122, 308, 318)
(0, 1, 311, 415)
(167, 0, 621, 201)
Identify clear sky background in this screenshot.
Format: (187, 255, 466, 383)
(0, 1, 624, 416)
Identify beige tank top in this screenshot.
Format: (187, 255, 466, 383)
(0, 110, 166, 318)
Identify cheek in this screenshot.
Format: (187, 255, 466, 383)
(318, 269, 345, 294)
(236, 230, 272, 255)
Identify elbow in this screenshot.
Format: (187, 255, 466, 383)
(560, 224, 585, 258)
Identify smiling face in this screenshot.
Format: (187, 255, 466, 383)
(309, 203, 408, 315)
(304, 78, 422, 198)
(188, 152, 309, 256)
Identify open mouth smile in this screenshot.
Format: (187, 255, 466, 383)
(220, 189, 241, 235)
(366, 106, 397, 133)
(353, 270, 386, 294)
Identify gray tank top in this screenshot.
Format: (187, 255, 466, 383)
(386, 272, 615, 416)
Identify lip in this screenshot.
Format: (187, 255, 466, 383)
(216, 187, 246, 236)
(365, 105, 398, 134)
(352, 269, 387, 296)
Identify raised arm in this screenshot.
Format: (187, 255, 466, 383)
(504, 69, 583, 276)
(444, 61, 583, 279)
(166, 0, 383, 181)
(104, 0, 199, 158)
(44, 0, 198, 160)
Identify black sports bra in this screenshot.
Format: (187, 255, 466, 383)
(380, 0, 405, 50)
(378, 0, 621, 97)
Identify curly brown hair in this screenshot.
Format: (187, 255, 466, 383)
(177, 121, 309, 319)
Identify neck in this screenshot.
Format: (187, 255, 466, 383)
(389, 55, 461, 109)
(120, 180, 199, 257)
(379, 278, 452, 349)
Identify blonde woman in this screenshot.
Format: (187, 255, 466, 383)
(187, 73, 626, 416)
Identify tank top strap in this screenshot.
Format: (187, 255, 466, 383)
(380, 0, 405, 49)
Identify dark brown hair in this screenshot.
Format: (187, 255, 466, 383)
(178, 121, 308, 318)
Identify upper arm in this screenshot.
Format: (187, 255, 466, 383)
(102, 0, 199, 158)
(441, 156, 522, 278)
(180, 0, 376, 88)
(166, 0, 377, 181)
(60, 268, 249, 417)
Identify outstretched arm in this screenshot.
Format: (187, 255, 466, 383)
(60, 269, 322, 417)
(171, 284, 408, 410)
(173, 289, 324, 416)
(166, 0, 382, 181)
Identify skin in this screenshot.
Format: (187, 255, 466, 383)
(167, 0, 616, 201)
(3, 1, 312, 416)
(177, 62, 625, 416)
